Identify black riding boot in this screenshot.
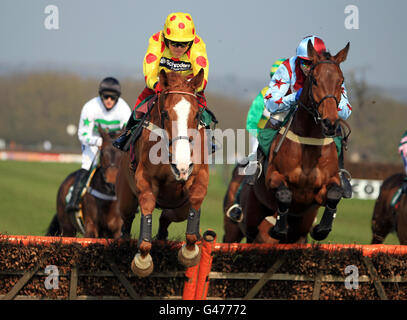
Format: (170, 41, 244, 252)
(338, 144, 352, 199)
(65, 168, 89, 213)
(113, 112, 139, 151)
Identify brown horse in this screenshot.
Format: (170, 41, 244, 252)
(46, 127, 123, 238)
(223, 165, 245, 243)
(115, 69, 209, 277)
(224, 41, 350, 244)
(371, 173, 407, 244)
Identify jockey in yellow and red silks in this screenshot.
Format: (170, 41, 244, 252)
(113, 12, 209, 151)
(142, 13, 209, 102)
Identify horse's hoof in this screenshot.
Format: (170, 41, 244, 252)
(310, 224, 331, 241)
(131, 253, 154, 277)
(178, 244, 201, 268)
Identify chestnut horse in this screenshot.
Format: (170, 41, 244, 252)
(46, 127, 123, 238)
(371, 173, 407, 244)
(115, 69, 209, 277)
(224, 41, 350, 244)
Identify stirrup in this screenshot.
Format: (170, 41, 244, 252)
(245, 161, 262, 185)
(226, 203, 243, 223)
(339, 168, 352, 181)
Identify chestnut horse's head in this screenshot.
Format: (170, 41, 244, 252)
(98, 126, 123, 185)
(302, 40, 350, 137)
(157, 68, 205, 181)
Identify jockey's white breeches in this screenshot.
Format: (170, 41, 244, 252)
(81, 144, 99, 170)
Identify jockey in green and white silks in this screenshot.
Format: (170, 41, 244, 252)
(78, 89, 130, 171)
(65, 77, 131, 213)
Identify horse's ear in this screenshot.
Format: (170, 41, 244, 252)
(159, 69, 169, 90)
(333, 42, 350, 64)
(190, 68, 204, 91)
(97, 124, 107, 140)
(307, 40, 319, 63)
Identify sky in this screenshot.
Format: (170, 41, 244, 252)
(1, 0, 406, 98)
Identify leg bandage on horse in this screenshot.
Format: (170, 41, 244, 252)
(311, 185, 342, 241)
(138, 214, 153, 247)
(269, 185, 292, 240)
(186, 208, 201, 239)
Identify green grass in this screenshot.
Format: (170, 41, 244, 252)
(0, 160, 399, 244)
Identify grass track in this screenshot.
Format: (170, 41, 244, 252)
(0, 160, 399, 244)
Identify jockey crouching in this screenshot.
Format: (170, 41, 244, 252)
(113, 12, 212, 151)
(235, 36, 353, 210)
(263, 35, 353, 198)
(65, 77, 131, 213)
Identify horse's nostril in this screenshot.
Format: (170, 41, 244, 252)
(171, 163, 180, 175)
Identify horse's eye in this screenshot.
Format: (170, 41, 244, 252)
(313, 78, 318, 86)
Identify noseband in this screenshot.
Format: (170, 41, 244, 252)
(299, 60, 341, 124)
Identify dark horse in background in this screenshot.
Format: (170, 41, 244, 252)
(224, 41, 350, 244)
(47, 127, 123, 238)
(115, 69, 210, 277)
(371, 173, 407, 244)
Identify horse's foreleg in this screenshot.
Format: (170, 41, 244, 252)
(269, 183, 292, 241)
(311, 184, 342, 241)
(116, 169, 138, 239)
(178, 167, 209, 268)
(130, 174, 156, 277)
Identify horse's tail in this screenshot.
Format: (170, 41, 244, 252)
(46, 213, 61, 236)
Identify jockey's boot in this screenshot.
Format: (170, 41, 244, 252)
(339, 169, 352, 198)
(246, 149, 265, 185)
(65, 168, 89, 213)
(113, 112, 139, 151)
(226, 203, 243, 223)
(336, 125, 352, 199)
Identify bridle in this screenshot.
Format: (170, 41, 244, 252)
(157, 89, 205, 149)
(98, 142, 120, 194)
(298, 60, 342, 124)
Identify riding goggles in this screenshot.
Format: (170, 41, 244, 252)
(168, 40, 191, 48)
(300, 59, 312, 69)
(102, 94, 118, 101)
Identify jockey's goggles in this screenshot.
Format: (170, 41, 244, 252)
(168, 40, 191, 48)
(102, 93, 118, 101)
(300, 59, 312, 69)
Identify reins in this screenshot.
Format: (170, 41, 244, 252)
(298, 60, 341, 123)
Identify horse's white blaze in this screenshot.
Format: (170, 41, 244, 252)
(173, 97, 191, 177)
